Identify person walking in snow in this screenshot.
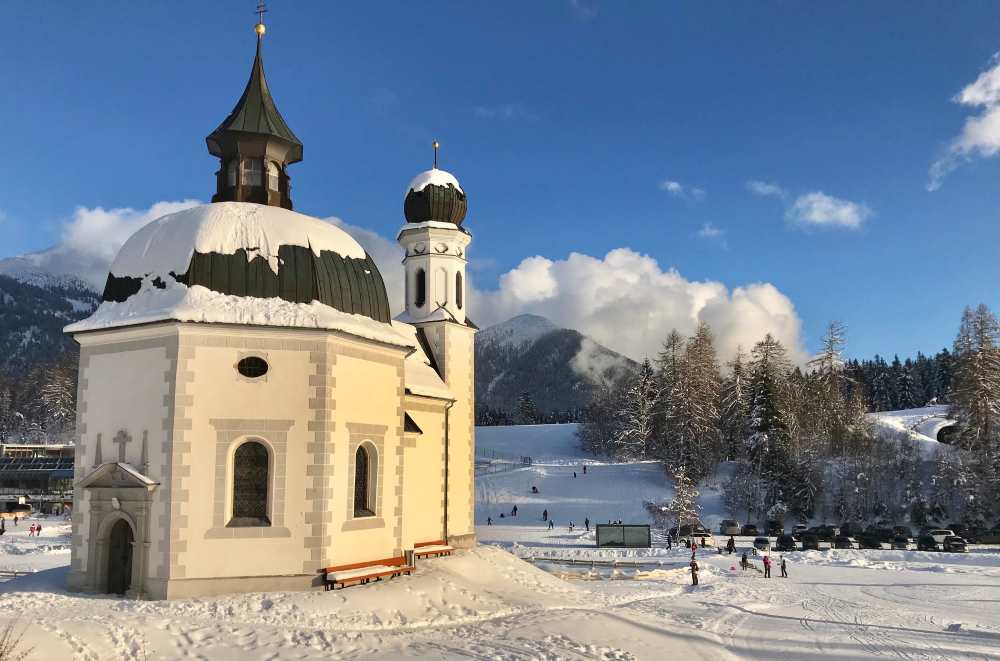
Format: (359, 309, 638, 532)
(548, 520, 555, 530)
(585, 517, 590, 532)
(573, 471, 577, 478)
(569, 522, 574, 532)
(35, 523, 41, 536)
(582, 465, 587, 475)
(531, 486, 539, 493)
(487, 517, 492, 526)
(666, 535, 672, 550)
(511, 505, 518, 517)
(727, 536, 736, 555)
(28, 523, 35, 537)
(690, 558, 699, 586)
(740, 552, 749, 571)
(763, 555, 772, 578)
(542, 509, 548, 522)
(780, 557, 788, 578)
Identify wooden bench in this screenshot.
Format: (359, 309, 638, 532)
(414, 540, 455, 559)
(323, 556, 413, 590)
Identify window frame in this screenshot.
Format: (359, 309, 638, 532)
(266, 161, 280, 191)
(227, 440, 272, 528)
(353, 444, 376, 518)
(242, 158, 263, 187)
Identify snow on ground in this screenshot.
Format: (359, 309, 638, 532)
(0, 425, 997, 659)
(870, 405, 956, 456)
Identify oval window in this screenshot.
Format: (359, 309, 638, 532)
(237, 356, 269, 378)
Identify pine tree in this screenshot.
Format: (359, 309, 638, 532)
(745, 334, 790, 474)
(664, 466, 702, 528)
(720, 348, 750, 461)
(669, 322, 721, 478)
(517, 391, 539, 425)
(613, 359, 658, 461)
(652, 330, 685, 461)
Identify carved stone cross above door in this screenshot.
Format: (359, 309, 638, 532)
(113, 430, 132, 463)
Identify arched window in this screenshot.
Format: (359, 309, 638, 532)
(242, 158, 262, 186)
(267, 161, 280, 191)
(354, 445, 375, 517)
(415, 268, 426, 308)
(456, 271, 464, 310)
(229, 441, 270, 527)
(226, 159, 238, 187)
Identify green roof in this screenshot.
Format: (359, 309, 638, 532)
(207, 36, 302, 162)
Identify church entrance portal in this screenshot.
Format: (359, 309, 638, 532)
(106, 519, 133, 594)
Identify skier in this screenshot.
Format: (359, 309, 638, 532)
(763, 555, 772, 578)
(780, 556, 788, 578)
(584, 517, 590, 532)
(727, 536, 736, 554)
(542, 509, 548, 522)
(690, 558, 699, 586)
(548, 520, 554, 530)
(511, 505, 518, 517)
(740, 552, 749, 571)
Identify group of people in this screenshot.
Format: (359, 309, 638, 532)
(688, 541, 789, 586)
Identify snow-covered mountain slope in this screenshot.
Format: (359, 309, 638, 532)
(869, 405, 956, 457)
(0, 273, 98, 373)
(475, 314, 636, 420)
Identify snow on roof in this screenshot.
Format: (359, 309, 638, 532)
(109, 202, 367, 277)
(65, 279, 414, 348)
(393, 321, 454, 400)
(406, 168, 464, 195)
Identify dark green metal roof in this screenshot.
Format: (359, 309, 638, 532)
(207, 36, 303, 162)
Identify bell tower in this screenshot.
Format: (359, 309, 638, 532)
(205, 8, 303, 209)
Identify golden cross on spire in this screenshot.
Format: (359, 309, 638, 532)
(255, 1, 268, 37)
(432, 140, 440, 169)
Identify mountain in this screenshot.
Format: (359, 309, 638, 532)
(475, 314, 636, 423)
(0, 273, 99, 374)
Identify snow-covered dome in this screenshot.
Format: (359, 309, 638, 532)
(403, 167, 467, 226)
(76, 202, 394, 332)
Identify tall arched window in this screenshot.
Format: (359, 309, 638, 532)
(242, 158, 262, 186)
(226, 159, 238, 187)
(456, 271, 464, 310)
(229, 441, 270, 527)
(267, 161, 280, 190)
(415, 268, 426, 308)
(354, 445, 375, 517)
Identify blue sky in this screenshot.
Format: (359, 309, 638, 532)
(3, 1, 1000, 361)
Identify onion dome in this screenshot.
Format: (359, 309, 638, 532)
(98, 202, 391, 324)
(403, 167, 467, 225)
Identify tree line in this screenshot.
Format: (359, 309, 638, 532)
(0, 351, 78, 445)
(580, 309, 1000, 529)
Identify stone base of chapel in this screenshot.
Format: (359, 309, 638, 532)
(447, 532, 477, 549)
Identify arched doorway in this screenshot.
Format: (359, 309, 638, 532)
(106, 518, 134, 595)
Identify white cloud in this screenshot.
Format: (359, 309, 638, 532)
(745, 180, 786, 199)
(785, 191, 871, 230)
(659, 179, 706, 201)
(473, 104, 537, 121)
(929, 53, 1000, 191)
(474, 248, 806, 365)
(697, 222, 724, 239)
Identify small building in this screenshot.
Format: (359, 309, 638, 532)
(64, 18, 476, 599)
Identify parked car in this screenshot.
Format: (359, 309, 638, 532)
(839, 522, 863, 537)
(741, 524, 759, 537)
(792, 524, 809, 541)
(801, 534, 820, 550)
(689, 532, 716, 548)
(753, 536, 770, 551)
(890, 536, 910, 550)
(775, 534, 797, 552)
(833, 535, 855, 549)
(928, 529, 955, 545)
(858, 533, 883, 549)
(766, 520, 784, 536)
(810, 525, 838, 542)
(943, 536, 967, 553)
(917, 535, 939, 551)
(679, 523, 708, 538)
(719, 519, 740, 536)
(892, 526, 913, 540)
(865, 526, 894, 543)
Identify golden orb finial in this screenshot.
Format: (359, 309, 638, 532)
(255, 22, 267, 36)
(255, 2, 268, 36)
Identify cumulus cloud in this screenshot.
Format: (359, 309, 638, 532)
(659, 179, 706, 201)
(745, 180, 786, 199)
(474, 248, 806, 365)
(785, 191, 871, 230)
(929, 53, 1000, 191)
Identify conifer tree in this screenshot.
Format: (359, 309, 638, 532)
(613, 359, 658, 461)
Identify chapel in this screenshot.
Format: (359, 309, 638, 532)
(64, 16, 476, 599)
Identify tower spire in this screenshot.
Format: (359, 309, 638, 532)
(433, 140, 440, 169)
(255, 1, 268, 38)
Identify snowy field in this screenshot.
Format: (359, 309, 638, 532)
(0, 424, 996, 659)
